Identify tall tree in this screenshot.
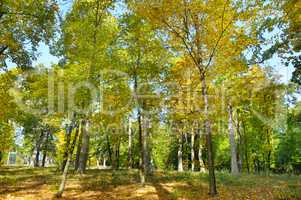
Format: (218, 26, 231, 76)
(130, 0, 269, 195)
(0, 0, 58, 69)
(56, 0, 116, 173)
(119, 13, 169, 183)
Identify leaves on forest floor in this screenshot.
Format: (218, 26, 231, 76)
(0, 167, 300, 200)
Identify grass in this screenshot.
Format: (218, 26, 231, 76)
(0, 167, 300, 200)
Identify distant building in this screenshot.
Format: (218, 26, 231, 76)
(6, 151, 54, 167)
(6, 151, 27, 166)
(7, 152, 17, 165)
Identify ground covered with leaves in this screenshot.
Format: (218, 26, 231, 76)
(0, 167, 300, 200)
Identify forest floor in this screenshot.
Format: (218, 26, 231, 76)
(0, 167, 300, 200)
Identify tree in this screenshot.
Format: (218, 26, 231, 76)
(130, 0, 268, 195)
(55, 0, 116, 173)
(118, 13, 169, 183)
(276, 102, 301, 173)
(276, 0, 301, 84)
(164, 56, 203, 172)
(0, 0, 58, 69)
(56, 116, 80, 198)
(0, 70, 17, 163)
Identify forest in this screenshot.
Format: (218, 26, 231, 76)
(0, 0, 300, 199)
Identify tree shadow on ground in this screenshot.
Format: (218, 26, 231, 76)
(1, 167, 300, 200)
(151, 182, 175, 200)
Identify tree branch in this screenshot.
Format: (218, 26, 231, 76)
(0, 45, 8, 55)
(205, 5, 238, 69)
(161, 19, 199, 68)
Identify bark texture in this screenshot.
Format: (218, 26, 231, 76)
(228, 104, 239, 174)
(178, 133, 183, 172)
(191, 130, 195, 171)
(77, 120, 90, 174)
(56, 121, 79, 198)
(128, 117, 132, 169)
(201, 76, 217, 196)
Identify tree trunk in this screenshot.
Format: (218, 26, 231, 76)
(34, 149, 40, 167)
(77, 120, 90, 174)
(242, 119, 250, 173)
(103, 156, 107, 167)
(143, 115, 152, 174)
(111, 130, 118, 170)
(201, 76, 217, 196)
(56, 122, 79, 198)
(254, 155, 260, 173)
(134, 70, 146, 184)
(266, 129, 271, 174)
(198, 144, 206, 172)
(228, 104, 239, 174)
(236, 118, 243, 173)
(128, 117, 132, 169)
(113, 136, 121, 169)
(34, 131, 44, 167)
(191, 129, 195, 171)
(106, 134, 112, 166)
(74, 124, 83, 171)
(138, 108, 146, 184)
(61, 125, 72, 171)
(267, 151, 271, 174)
(42, 131, 50, 167)
(198, 127, 206, 172)
(6, 152, 10, 165)
(42, 152, 47, 167)
(96, 158, 100, 169)
(178, 133, 183, 172)
(117, 139, 120, 169)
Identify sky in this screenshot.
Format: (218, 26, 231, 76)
(7, 1, 295, 146)
(7, 0, 294, 84)
(32, 43, 60, 68)
(30, 41, 293, 85)
(29, 0, 126, 68)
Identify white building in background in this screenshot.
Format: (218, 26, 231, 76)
(6, 151, 54, 167)
(6, 152, 17, 165)
(6, 151, 32, 166)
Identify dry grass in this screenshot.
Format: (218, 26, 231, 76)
(0, 167, 300, 200)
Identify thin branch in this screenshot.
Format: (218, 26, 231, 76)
(221, 0, 229, 31)
(205, 6, 239, 69)
(161, 19, 199, 68)
(246, 59, 265, 66)
(192, 13, 204, 74)
(182, 0, 192, 44)
(1, 60, 8, 72)
(0, 45, 8, 55)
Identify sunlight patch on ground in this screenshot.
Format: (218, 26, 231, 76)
(131, 185, 158, 199)
(161, 182, 189, 193)
(0, 168, 300, 200)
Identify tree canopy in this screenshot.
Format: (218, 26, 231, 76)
(0, 0, 300, 199)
